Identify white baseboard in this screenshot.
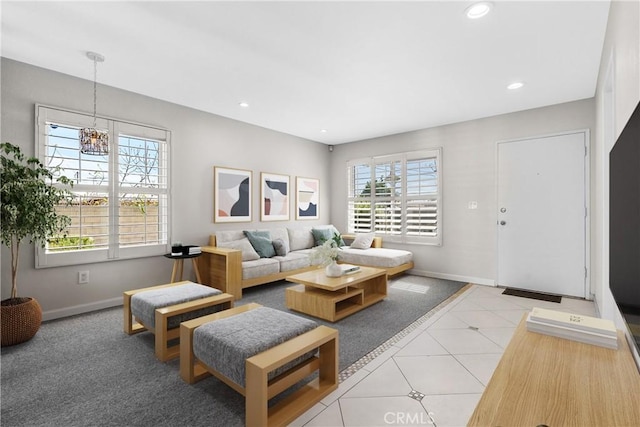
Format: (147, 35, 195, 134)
(42, 297, 122, 321)
(408, 269, 495, 287)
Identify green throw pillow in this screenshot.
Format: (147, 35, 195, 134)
(311, 228, 345, 247)
(243, 230, 276, 258)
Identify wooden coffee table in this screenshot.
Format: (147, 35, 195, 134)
(285, 266, 387, 322)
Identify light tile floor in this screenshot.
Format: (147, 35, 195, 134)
(290, 284, 597, 427)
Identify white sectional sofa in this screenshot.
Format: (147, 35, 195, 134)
(199, 225, 414, 299)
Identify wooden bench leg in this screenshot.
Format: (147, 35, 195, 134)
(123, 291, 146, 335)
(180, 321, 197, 384)
(123, 292, 134, 335)
(154, 293, 234, 362)
(246, 362, 269, 427)
(246, 326, 339, 426)
(156, 309, 170, 361)
(319, 331, 338, 386)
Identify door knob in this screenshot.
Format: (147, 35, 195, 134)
(500, 221, 506, 226)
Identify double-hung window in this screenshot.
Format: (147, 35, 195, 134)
(35, 105, 170, 267)
(347, 148, 441, 245)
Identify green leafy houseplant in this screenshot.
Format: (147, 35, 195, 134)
(1, 142, 73, 345)
(309, 233, 345, 277)
(309, 233, 343, 266)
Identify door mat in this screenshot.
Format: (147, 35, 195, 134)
(502, 288, 562, 303)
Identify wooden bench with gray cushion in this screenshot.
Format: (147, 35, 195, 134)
(180, 303, 338, 427)
(123, 281, 234, 361)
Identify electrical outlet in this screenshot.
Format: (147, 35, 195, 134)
(78, 271, 90, 284)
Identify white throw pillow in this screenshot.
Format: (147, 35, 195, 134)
(350, 233, 375, 249)
(217, 238, 260, 261)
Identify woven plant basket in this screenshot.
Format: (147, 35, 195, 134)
(1, 297, 42, 347)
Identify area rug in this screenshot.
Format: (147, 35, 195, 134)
(0, 275, 466, 427)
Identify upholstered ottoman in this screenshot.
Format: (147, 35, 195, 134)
(180, 303, 338, 427)
(123, 281, 234, 361)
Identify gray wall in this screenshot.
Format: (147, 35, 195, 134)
(1, 58, 331, 320)
(329, 99, 595, 285)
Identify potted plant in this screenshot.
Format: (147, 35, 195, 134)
(1, 142, 73, 346)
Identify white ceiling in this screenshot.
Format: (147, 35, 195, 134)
(1, 1, 610, 144)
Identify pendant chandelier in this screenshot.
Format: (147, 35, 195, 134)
(79, 51, 109, 155)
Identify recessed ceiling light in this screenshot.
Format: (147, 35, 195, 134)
(507, 82, 525, 90)
(465, 1, 493, 19)
(320, 129, 327, 133)
(239, 102, 249, 108)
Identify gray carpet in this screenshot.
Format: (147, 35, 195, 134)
(1, 275, 466, 427)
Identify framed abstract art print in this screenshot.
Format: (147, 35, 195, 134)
(260, 172, 290, 221)
(214, 166, 252, 223)
(296, 176, 319, 220)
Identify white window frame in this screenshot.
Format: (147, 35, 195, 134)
(35, 105, 171, 268)
(347, 148, 442, 246)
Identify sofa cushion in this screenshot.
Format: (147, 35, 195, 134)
(338, 247, 413, 268)
(242, 258, 280, 280)
(275, 252, 311, 272)
(290, 248, 323, 266)
(244, 230, 276, 258)
(287, 227, 315, 251)
(270, 228, 290, 250)
(350, 232, 375, 249)
(216, 230, 246, 244)
(217, 237, 260, 261)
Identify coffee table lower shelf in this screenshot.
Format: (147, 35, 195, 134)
(286, 284, 385, 322)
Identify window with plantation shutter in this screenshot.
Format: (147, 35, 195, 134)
(35, 105, 170, 267)
(117, 132, 168, 249)
(347, 148, 441, 245)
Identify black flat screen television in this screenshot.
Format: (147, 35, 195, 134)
(609, 100, 640, 366)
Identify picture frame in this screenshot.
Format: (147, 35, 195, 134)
(260, 172, 290, 221)
(214, 166, 252, 223)
(296, 176, 319, 220)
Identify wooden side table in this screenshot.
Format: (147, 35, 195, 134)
(163, 253, 202, 283)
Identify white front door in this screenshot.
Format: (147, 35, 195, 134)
(497, 131, 587, 298)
